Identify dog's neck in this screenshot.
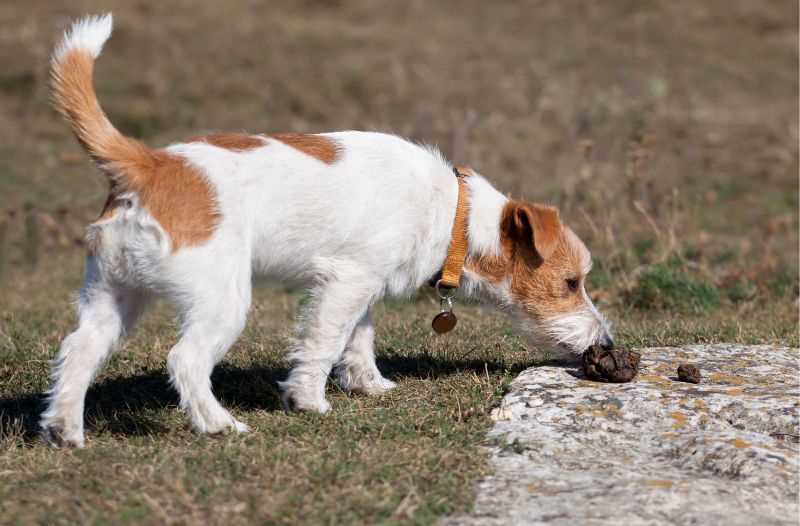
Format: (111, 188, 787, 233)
(458, 173, 508, 300)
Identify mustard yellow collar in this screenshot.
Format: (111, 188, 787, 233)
(430, 165, 471, 334)
(438, 165, 471, 288)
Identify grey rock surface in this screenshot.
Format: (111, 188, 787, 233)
(444, 345, 800, 526)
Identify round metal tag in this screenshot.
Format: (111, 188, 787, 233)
(432, 311, 457, 334)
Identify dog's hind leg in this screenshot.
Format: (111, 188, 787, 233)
(41, 257, 147, 448)
(166, 267, 252, 434)
(335, 310, 396, 395)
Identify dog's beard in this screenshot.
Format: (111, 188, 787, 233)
(513, 308, 609, 361)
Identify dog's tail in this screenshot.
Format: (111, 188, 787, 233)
(51, 14, 153, 185)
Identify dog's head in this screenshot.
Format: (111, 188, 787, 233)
(467, 200, 612, 359)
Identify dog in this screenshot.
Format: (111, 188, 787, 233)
(40, 14, 613, 447)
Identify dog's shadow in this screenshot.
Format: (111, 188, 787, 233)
(0, 364, 288, 445)
(0, 354, 534, 445)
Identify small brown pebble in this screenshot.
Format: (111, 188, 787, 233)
(582, 345, 641, 383)
(676, 363, 702, 384)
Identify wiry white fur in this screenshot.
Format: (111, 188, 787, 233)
(333, 311, 397, 395)
(40, 257, 147, 448)
(41, 14, 614, 447)
(543, 310, 605, 356)
(457, 175, 508, 301)
(53, 14, 113, 63)
(522, 287, 613, 361)
(464, 175, 506, 258)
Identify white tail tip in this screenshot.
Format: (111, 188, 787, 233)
(53, 13, 113, 63)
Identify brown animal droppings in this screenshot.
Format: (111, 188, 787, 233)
(188, 132, 266, 152)
(271, 133, 341, 164)
(677, 363, 702, 384)
(582, 345, 641, 383)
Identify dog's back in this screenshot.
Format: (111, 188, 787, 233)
(164, 131, 456, 290)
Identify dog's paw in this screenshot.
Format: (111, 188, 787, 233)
(201, 414, 251, 435)
(40, 424, 85, 448)
(281, 390, 331, 414)
(336, 368, 397, 396)
(231, 419, 251, 433)
(350, 376, 397, 396)
(288, 396, 332, 414)
(304, 398, 332, 414)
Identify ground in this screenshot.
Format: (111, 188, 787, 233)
(444, 344, 799, 526)
(0, 1, 797, 524)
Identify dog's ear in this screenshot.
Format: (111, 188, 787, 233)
(501, 201, 562, 261)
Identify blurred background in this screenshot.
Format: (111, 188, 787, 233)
(0, 0, 797, 322)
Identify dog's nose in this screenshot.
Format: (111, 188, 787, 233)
(599, 334, 614, 351)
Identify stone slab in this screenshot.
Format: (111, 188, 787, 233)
(443, 345, 800, 526)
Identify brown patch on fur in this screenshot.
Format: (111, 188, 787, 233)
(465, 252, 507, 284)
(271, 133, 341, 164)
(503, 201, 561, 261)
(188, 132, 265, 151)
(52, 50, 220, 252)
(134, 151, 220, 251)
(509, 227, 589, 320)
(466, 200, 590, 320)
(90, 152, 220, 251)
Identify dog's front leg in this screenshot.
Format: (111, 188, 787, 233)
(280, 271, 380, 413)
(335, 310, 396, 395)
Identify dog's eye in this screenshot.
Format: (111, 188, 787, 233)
(566, 278, 580, 292)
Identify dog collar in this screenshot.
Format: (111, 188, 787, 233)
(430, 165, 471, 333)
(439, 165, 471, 288)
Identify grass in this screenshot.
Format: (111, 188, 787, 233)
(1, 255, 796, 525)
(627, 260, 721, 313)
(0, 1, 798, 524)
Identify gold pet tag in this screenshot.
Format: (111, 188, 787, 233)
(432, 290, 458, 334)
(432, 310, 457, 333)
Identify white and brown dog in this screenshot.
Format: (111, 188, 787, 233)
(41, 14, 612, 447)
